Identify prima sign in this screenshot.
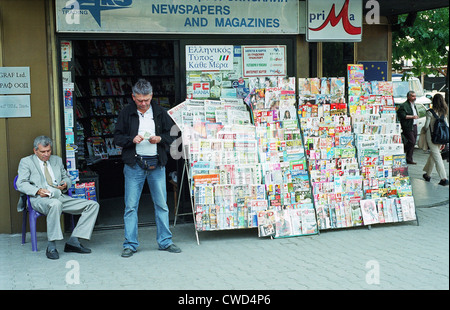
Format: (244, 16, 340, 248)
(307, 0, 362, 42)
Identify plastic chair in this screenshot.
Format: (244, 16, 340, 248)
(14, 175, 75, 252)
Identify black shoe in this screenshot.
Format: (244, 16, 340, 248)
(407, 160, 417, 165)
(46, 247, 59, 260)
(423, 174, 431, 182)
(64, 243, 91, 254)
(121, 248, 135, 258)
(159, 244, 181, 253)
(438, 179, 449, 186)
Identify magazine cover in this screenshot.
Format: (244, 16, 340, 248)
(400, 196, 416, 221)
(301, 204, 318, 234)
(257, 210, 276, 237)
(360, 199, 379, 225)
(274, 209, 293, 238)
(290, 209, 303, 236)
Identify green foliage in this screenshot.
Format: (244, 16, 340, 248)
(392, 7, 449, 78)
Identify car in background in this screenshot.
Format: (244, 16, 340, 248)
(393, 76, 431, 145)
(425, 90, 446, 102)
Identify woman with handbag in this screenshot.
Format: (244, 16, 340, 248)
(422, 93, 449, 186)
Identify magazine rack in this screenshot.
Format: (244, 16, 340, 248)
(173, 155, 200, 245)
(170, 73, 421, 244)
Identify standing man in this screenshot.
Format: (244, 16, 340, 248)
(397, 91, 420, 164)
(17, 136, 99, 259)
(114, 79, 181, 257)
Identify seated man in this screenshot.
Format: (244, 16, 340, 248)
(17, 135, 99, 259)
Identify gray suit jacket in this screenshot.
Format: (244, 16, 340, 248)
(16, 154, 72, 212)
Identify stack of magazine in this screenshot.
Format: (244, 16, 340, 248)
(297, 78, 365, 230)
(171, 99, 268, 231)
(353, 106, 416, 225)
(248, 77, 318, 238)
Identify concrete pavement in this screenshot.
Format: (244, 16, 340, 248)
(1, 147, 448, 291)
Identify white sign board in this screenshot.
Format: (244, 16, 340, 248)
(0, 67, 31, 94)
(242, 46, 286, 77)
(306, 0, 362, 42)
(186, 45, 234, 71)
(55, 0, 299, 34)
(0, 95, 31, 118)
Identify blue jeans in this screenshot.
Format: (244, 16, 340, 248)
(123, 163, 172, 251)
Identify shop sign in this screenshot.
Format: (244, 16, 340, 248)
(306, 0, 362, 42)
(242, 46, 286, 77)
(0, 67, 31, 94)
(0, 95, 31, 118)
(186, 45, 234, 71)
(55, 0, 299, 34)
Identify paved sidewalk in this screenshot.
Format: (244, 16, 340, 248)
(0, 204, 448, 290)
(406, 148, 449, 207)
(1, 148, 448, 291)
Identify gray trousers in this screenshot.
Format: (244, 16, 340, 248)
(30, 194, 99, 241)
(424, 130, 448, 180)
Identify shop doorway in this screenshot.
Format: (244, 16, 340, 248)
(322, 42, 355, 77)
(69, 39, 179, 229)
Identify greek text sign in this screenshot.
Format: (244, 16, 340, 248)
(242, 46, 286, 77)
(307, 0, 362, 42)
(0, 67, 31, 94)
(186, 45, 234, 71)
(56, 0, 299, 34)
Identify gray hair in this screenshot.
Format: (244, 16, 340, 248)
(33, 135, 53, 150)
(407, 91, 415, 98)
(132, 79, 153, 95)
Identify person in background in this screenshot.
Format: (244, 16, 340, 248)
(17, 136, 100, 259)
(114, 79, 181, 257)
(397, 91, 419, 164)
(422, 93, 449, 186)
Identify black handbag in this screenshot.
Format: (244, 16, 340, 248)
(135, 155, 159, 170)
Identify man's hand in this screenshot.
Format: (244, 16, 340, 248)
(36, 188, 51, 197)
(57, 181, 67, 191)
(133, 135, 145, 144)
(149, 136, 161, 144)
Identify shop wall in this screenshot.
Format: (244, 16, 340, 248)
(357, 18, 392, 79)
(296, 35, 309, 78)
(0, 0, 55, 233)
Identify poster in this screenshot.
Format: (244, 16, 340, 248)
(242, 46, 286, 77)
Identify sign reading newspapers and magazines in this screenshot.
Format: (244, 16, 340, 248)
(306, 0, 362, 42)
(56, 0, 299, 34)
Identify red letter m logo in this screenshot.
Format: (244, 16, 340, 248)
(309, 0, 361, 35)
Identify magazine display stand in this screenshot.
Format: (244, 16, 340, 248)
(298, 77, 365, 229)
(248, 77, 318, 238)
(347, 64, 418, 226)
(170, 98, 267, 244)
(169, 70, 419, 244)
